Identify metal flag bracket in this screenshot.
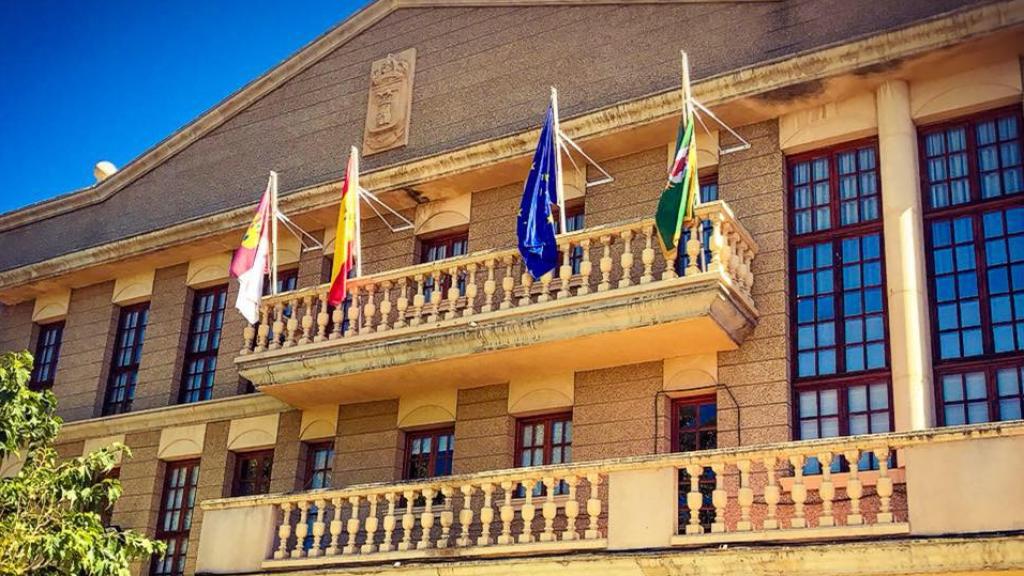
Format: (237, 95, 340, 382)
(358, 186, 415, 233)
(557, 130, 615, 189)
(690, 97, 751, 156)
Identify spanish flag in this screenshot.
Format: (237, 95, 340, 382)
(654, 105, 700, 260)
(327, 148, 360, 306)
(230, 177, 272, 323)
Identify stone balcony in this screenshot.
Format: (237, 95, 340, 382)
(236, 201, 759, 406)
(195, 422, 1024, 574)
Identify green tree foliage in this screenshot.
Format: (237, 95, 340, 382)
(0, 351, 165, 576)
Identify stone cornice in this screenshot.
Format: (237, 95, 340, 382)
(57, 394, 290, 443)
(0, 0, 1021, 296)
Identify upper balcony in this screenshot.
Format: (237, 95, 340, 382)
(236, 201, 759, 406)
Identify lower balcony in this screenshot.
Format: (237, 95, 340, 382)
(196, 421, 1024, 574)
(237, 201, 759, 406)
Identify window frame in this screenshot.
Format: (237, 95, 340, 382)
(178, 284, 228, 404)
(402, 427, 455, 481)
(151, 459, 200, 576)
(29, 321, 64, 390)
(918, 107, 1024, 425)
(787, 139, 896, 450)
(670, 395, 718, 453)
(231, 449, 275, 497)
(262, 267, 299, 296)
(418, 230, 469, 301)
(303, 441, 335, 490)
(102, 302, 150, 415)
(514, 412, 573, 469)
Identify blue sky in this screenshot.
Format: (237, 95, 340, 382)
(0, 0, 366, 213)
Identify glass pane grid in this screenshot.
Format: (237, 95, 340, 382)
(931, 217, 983, 360)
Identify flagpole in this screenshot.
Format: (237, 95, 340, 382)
(269, 171, 279, 296)
(351, 146, 363, 278)
(550, 86, 567, 235)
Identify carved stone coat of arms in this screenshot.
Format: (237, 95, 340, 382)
(363, 48, 416, 156)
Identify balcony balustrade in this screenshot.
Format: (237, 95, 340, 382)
(195, 421, 1024, 573)
(236, 201, 760, 403)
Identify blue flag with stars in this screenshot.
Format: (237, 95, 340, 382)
(517, 105, 560, 279)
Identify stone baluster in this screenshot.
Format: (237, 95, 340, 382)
(578, 238, 593, 295)
(326, 498, 343, 555)
(557, 241, 572, 299)
(291, 500, 309, 558)
(743, 245, 755, 292)
(874, 446, 894, 524)
(269, 302, 285, 350)
(709, 215, 726, 275)
(463, 262, 479, 317)
(445, 265, 460, 319)
(563, 475, 579, 540)
(348, 286, 362, 336)
(763, 456, 779, 530)
(457, 484, 475, 547)
(330, 301, 344, 340)
(498, 481, 515, 545)
(844, 449, 864, 525)
(315, 294, 329, 342)
(618, 229, 634, 288)
(378, 281, 393, 332)
(399, 490, 416, 551)
(274, 502, 293, 560)
(477, 482, 495, 546)
(482, 259, 497, 313)
(411, 274, 425, 326)
(395, 278, 409, 329)
(298, 295, 314, 345)
(253, 301, 270, 350)
(241, 320, 256, 355)
(519, 270, 533, 307)
(819, 452, 836, 527)
(381, 493, 397, 553)
(540, 476, 557, 542)
(500, 257, 515, 310)
(361, 285, 376, 333)
(343, 495, 361, 555)
(309, 499, 327, 557)
(684, 464, 703, 535)
(585, 473, 602, 539)
(438, 486, 454, 548)
(710, 463, 727, 534)
(428, 271, 443, 323)
(284, 297, 300, 347)
(725, 227, 740, 282)
(361, 495, 379, 554)
(789, 455, 807, 529)
(418, 488, 436, 549)
(684, 220, 702, 277)
(640, 224, 655, 284)
(538, 269, 554, 303)
(597, 235, 613, 292)
(736, 460, 753, 531)
(519, 479, 536, 543)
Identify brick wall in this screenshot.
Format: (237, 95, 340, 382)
(584, 147, 665, 227)
(334, 400, 402, 486)
(53, 282, 117, 422)
(134, 264, 190, 411)
(361, 208, 416, 275)
(573, 361, 663, 461)
(296, 230, 329, 288)
(270, 410, 304, 493)
(213, 281, 246, 400)
(184, 421, 231, 576)
(469, 183, 519, 252)
(0, 301, 34, 354)
(112, 430, 163, 576)
(716, 119, 792, 446)
(453, 384, 514, 474)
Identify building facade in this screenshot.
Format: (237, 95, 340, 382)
(1, 1, 1024, 575)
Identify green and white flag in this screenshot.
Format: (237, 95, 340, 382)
(655, 108, 700, 259)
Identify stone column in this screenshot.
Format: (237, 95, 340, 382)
(876, 80, 934, 431)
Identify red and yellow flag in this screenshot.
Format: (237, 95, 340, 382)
(327, 149, 360, 306)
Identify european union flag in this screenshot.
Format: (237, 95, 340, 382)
(517, 105, 560, 279)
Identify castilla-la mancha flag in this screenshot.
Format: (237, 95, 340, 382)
(327, 149, 360, 306)
(230, 178, 272, 323)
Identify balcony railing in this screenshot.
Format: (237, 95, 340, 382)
(238, 201, 757, 357)
(195, 422, 1024, 573)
